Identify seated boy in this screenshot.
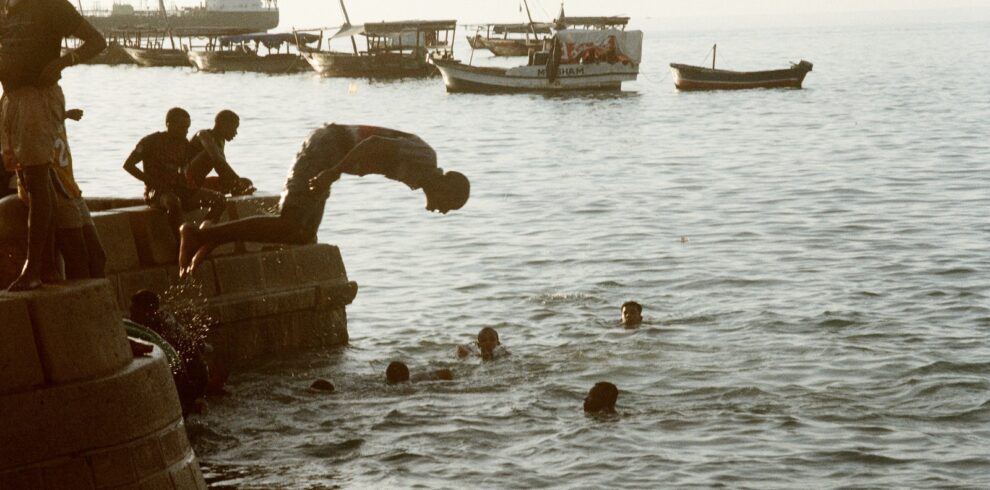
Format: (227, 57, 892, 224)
(123, 108, 226, 236)
(179, 123, 470, 275)
(186, 110, 255, 196)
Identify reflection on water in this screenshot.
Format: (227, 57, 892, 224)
(59, 17, 990, 489)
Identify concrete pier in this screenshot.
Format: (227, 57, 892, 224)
(0, 280, 206, 488)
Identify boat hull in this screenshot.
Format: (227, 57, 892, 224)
(433, 59, 638, 93)
(87, 10, 278, 33)
(669, 61, 813, 91)
(466, 34, 485, 50)
(300, 50, 437, 78)
(123, 47, 191, 67)
(187, 51, 308, 73)
(481, 38, 543, 57)
(61, 43, 134, 65)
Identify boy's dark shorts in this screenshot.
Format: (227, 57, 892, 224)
(278, 191, 326, 240)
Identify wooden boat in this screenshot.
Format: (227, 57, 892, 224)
(670, 45, 813, 90)
(61, 37, 135, 65)
(186, 32, 317, 73)
(123, 46, 190, 67)
(471, 23, 553, 57)
(297, 20, 457, 78)
(433, 28, 642, 93)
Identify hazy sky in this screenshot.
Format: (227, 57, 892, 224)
(90, 0, 990, 29)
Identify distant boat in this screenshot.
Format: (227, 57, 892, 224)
(297, 20, 458, 78)
(670, 44, 813, 90)
(84, 0, 278, 33)
(468, 23, 553, 57)
(123, 45, 190, 67)
(186, 32, 317, 73)
(433, 28, 642, 93)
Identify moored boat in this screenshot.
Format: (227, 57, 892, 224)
(123, 46, 190, 67)
(187, 32, 317, 73)
(670, 45, 813, 90)
(297, 20, 457, 78)
(472, 23, 553, 57)
(669, 60, 813, 90)
(433, 28, 642, 93)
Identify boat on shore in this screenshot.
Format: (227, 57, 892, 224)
(433, 28, 642, 93)
(297, 20, 458, 77)
(186, 32, 317, 73)
(670, 45, 813, 90)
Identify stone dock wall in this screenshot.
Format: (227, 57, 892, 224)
(0, 195, 357, 485)
(1, 280, 205, 488)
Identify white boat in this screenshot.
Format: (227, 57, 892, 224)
(433, 28, 642, 93)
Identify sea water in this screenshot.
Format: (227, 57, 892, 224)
(59, 14, 990, 488)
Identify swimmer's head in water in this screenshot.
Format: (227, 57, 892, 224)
(621, 301, 642, 327)
(477, 327, 500, 360)
(425, 171, 470, 214)
(386, 361, 410, 384)
(584, 381, 618, 413)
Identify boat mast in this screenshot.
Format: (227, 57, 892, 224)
(157, 0, 176, 50)
(522, 0, 537, 39)
(712, 44, 716, 70)
(338, 0, 359, 55)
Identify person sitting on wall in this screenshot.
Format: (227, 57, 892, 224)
(123, 107, 227, 236)
(178, 123, 470, 275)
(185, 109, 255, 197)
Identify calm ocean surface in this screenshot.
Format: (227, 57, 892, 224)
(60, 15, 990, 489)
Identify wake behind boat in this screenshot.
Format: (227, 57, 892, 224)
(433, 28, 642, 93)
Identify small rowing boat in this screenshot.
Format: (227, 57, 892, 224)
(670, 45, 812, 91)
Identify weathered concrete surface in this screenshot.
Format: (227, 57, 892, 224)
(0, 278, 205, 489)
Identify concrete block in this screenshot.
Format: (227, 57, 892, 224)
(41, 458, 95, 490)
(130, 437, 167, 480)
(316, 280, 359, 308)
(84, 197, 145, 213)
(260, 248, 299, 289)
(159, 423, 191, 466)
(0, 352, 182, 470)
(25, 280, 130, 384)
(88, 444, 138, 489)
(211, 253, 264, 295)
(293, 244, 346, 283)
(0, 467, 43, 489)
(168, 456, 200, 490)
(0, 296, 45, 394)
(137, 472, 174, 490)
(116, 267, 170, 312)
(125, 206, 178, 267)
(166, 261, 218, 299)
(208, 286, 316, 324)
(92, 210, 141, 273)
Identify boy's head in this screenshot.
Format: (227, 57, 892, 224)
(165, 107, 191, 138)
(584, 381, 618, 413)
(214, 110, 240, 141)
(386, 361, 410, 384)
(621, 301, 642, 327)
(477, 327, 500, 360)
(130, 289, 161, 325)
(425, 171, 470, 214)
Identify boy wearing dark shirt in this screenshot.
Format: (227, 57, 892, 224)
(123, 107, 226, 235)
(1, 0, 106, 290)
(178, 123, 470, 274)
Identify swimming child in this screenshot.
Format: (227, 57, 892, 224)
(584, 382, 619, 414)
(456, 327, 509, 361)
(620, 301, 643, 328)
(386, 361, 454, 383)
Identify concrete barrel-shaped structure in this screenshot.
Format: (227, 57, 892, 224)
(0, 280, 205, 489)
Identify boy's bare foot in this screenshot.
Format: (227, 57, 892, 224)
(7, 272, 43, 292)
(178, 223, 201, 277)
